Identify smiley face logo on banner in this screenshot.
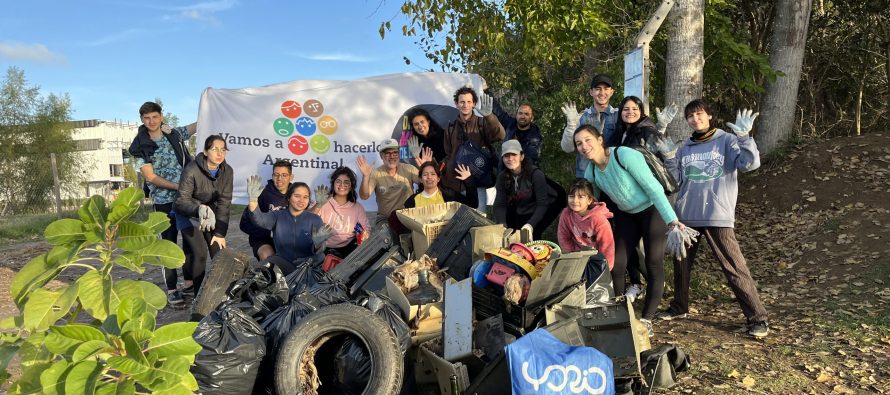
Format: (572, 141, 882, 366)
(274, 99, 336, 156)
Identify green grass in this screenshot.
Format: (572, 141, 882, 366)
(0, 211, 77, 245)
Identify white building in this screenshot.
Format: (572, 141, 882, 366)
(68, 120, 139, 199)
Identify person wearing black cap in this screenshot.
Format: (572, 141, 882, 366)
(560, 74, 620, 178)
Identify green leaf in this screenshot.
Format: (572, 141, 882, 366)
(117, 222, 155, 251)
(121, 312, 156, 335)
(116, 251, 145, 273)
(72, 339, 113, 362)
(107, 355, 150, 375)
(122, 328, 153, 344)
(111, 280, 167, 313)
(145, 322, 201, 359)
(78, 195, 108, 228)
(101, 314, 122, 336)
(45, 331, 85, 355)
(95, 378, 135, 395)
(0, 342, 20, 378)
(11, 252, 65, 308)
(39, 359, 71, 395)
(77, 270, 111, 321)
(52, 323, 106, 342)
(64, 360, 101, 395)
(117, 298, 147, 328)
(142, 211, 171, 235)
(140, 239, 185, 269)
(0, 315, 21, 330)
(44, 218, 86, 245)
(22, 285, 79, 332)
(107, 187, 142, 225)
(121, 331, 149, 366)
(137, 355, 193, 391)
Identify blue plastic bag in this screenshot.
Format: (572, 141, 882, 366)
(506, 328, 614, 395)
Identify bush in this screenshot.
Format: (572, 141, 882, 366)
(0, 187, 201, 394)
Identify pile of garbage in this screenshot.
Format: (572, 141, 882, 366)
(189, 203, 689, 395)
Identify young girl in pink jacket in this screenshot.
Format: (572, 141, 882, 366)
(557, 178, 615, 268)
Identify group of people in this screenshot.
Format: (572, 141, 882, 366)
(131, 73, 770, 338)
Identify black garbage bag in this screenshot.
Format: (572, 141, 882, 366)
(192, 303, 266, 395)
(305, 272, 350, 306)
(284, 257, 326, 296)
(356, 292, 411, 355)
(253, 293, 322, 395)
(227, 265, 289, 321)
(323, 336, 372, 395)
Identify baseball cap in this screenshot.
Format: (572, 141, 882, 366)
(501, 139, 523, 157)
(379, 138, 399, 153)
(590, 74, 613, 89)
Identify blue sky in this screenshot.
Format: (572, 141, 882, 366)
(0, 1, 431, 123)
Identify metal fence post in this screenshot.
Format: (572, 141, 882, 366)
(50, 153, 63, 218)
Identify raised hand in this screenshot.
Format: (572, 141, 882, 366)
(356, 155, 373, 177)
(649, 136, 680, 159)
(314, 185, 331, 207)
(655, 103, 679, 135)
(477, 92, 494, 116)
(561, 102, 579, 126)
(311, 224, 334, 248)
(726, 109, 759, 138)
(455, 164, 472, 181)
(415, 146, 433, 166)
(408, 135, 422, 158)
(247, 175, 263, 203)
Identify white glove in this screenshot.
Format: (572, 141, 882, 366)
(655, 103, 679, 135)
(161, 124, 172, 135)
(561, 102, 580, 128)
(314, 185, 330, 207)
(477, 93, 493, 116)
(407, 135, 423, 158)
(198, 205, 216, 232)
(726, 109, 759, 138)
(247, 175, 263, 203)
(666, 225, 699, 260)
(311, 224, 334, 249)
(649, 136, 680, 159)
(521, 224, 534, 240)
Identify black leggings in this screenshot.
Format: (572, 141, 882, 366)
(180, 226, 222, 294)
(612, 205, 668, 320)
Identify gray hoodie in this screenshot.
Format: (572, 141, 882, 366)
(665, 129, 759, 227)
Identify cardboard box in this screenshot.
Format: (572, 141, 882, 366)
(396, 202, 463, 256)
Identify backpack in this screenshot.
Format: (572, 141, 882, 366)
(614, 146, 678, 196)
(450, 117, 497, 188)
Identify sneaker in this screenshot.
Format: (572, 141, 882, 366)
(639, 318, 654, 338)
(167, 291, 185, 307)
(656, 308, 688, 321)
(181, 285, 195, 297)
(624, 284, 643, 303)
(748, 321, 769, 338)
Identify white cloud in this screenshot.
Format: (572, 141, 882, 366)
(167, 0, 237, 24)
(81, 29, 143, 47)
(296, 53, 375, 63)
(0, 42, 66, 63)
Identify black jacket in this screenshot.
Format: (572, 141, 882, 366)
(612, 116, 659, 150)
(174, 153, 234, 237)
(127, 125, 191, 167)
(493, 164, 559, 229)
(493, 100, 543, 167)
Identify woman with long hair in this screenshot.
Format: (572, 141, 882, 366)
(573, 124, 687, 337)
(174, 134, 233, 296)
(312, 167, 370, 258)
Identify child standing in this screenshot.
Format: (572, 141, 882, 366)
(557, 178, 615, 268)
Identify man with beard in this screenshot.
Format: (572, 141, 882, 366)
(357, 138, 421, 226)
(493, 99, 542, 167)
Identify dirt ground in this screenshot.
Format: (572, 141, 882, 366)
(1, 133, 889, 394)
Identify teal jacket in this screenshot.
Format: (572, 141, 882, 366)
(584, 147, 678, 224)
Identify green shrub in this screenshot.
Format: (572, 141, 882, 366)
(0, 187, 200, 394)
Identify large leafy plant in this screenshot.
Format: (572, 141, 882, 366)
(0, 187, 201, 394)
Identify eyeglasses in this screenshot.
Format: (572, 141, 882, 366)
(334, 179, 352, 186)
(272, 173, 290, 179)
(382, 151, 400, 157)
(208, 147, 228, 153)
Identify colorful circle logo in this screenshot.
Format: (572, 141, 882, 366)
(310, 134, 331, 154)
(303, 99, 324, 117)
(318, 115, 338, 135)
(288, 135, 309, 155)
(280, 100, 302, 118)
(273, 118, 294, 137)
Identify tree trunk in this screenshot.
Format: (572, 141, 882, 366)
(665, 0, 704, 140)
(757, 0, 813, 155)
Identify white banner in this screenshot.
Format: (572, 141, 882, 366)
(196, 72, 486, 210)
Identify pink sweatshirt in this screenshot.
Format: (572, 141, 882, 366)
(557, 203, 615, 269)
(317, 199, 370, 248)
